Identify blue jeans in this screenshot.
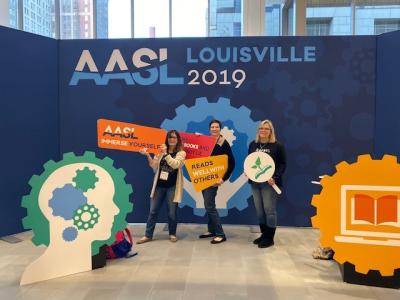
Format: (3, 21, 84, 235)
(251, 183, 278, 228)
(145, 186, 177, 238)
(202, 186, 225, 237)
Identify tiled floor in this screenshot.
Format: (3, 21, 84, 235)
(0, 224, 398, 299)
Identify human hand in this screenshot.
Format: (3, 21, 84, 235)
(160, 144, 167, 154)
(212, 179, 224, 187)
(139, 148, 148, 155)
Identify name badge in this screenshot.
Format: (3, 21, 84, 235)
(160, 171, 169, 181)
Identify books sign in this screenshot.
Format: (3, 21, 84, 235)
(179, 132, 217, 159)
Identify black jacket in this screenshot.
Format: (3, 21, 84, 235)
(211, 139, 235, 182)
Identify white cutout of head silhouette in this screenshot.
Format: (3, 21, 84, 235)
(21, 163, 119, 285)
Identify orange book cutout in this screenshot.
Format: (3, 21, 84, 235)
(97, 119, 166, 154)
(353, 194, 398, 225)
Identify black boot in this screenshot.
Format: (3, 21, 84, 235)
(253, 224, 267, 245)
(258, 226, 276, 248)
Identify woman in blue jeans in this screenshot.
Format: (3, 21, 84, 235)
(199, 120, 235, 244)
(248, 120, 286, 248)
(137, 130, 186, 244)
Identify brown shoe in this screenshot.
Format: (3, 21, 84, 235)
(136, 236, 152, 244)
(169, 235, 178, 243)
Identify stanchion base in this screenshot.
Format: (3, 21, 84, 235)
(340, 262, 400, 289)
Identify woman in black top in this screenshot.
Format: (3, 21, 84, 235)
(248, 120, 286, 248)
(198, 119, 235, 244)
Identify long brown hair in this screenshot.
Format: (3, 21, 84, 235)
(165, 130, 183, 152)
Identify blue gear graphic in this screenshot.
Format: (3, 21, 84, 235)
(48, 184, 88, 220)
(62, 226, 78, 242)
(161, 97, 258, 216)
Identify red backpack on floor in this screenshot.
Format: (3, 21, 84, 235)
(105, 228, 134, 259)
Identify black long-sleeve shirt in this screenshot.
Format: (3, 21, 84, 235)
(248, 140, 286, 187)
(211, 139, 235, 181)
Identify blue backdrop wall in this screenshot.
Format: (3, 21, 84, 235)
(58, 36, 376, 226)
(2, 26, 399, 236)
(375, 30, 400, 158)
(0, 27, 59, 237)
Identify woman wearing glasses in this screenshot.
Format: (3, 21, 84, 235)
(137, 130, 186, 243)
(248, 120, 286, 248)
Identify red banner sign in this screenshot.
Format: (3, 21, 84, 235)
(179, 132, 217, 159)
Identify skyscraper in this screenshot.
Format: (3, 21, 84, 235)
(9, 0, 18, 29)
(209, 0, 242, 37)
(22, 0, 53, 38)
(60, 0, 93, 39)
(96, 0, 108, 38)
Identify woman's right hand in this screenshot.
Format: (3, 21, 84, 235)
(139, 148, 148, 156)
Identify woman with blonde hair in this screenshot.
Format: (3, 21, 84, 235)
(248, 120, 286, 248)
(137, 130, 186, 243)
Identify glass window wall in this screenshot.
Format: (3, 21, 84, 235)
(22, 0, 55, 38)
(172, 0, 208, 37)
(108, 0, 131, 38)
(355, 1, 400, 35)
(60, 0, 94, 39)
(306, 0, 352, 36)
(9, 0, 18, 28)
(134, 0, 169, 38)
(374, 18, 400, 34)
(307, 17, 332, 35)
(209, 0, 242, 37)
(7, 0, 400, 39)
(265, 0, 285, 36)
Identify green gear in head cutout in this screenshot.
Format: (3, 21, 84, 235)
(73, 166, 99, 192)
(73, 204, 100, 230)
(21, 151, 133, 256)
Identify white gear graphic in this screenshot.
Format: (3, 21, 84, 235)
(220, 126, 236, 146)
(161, 97, 259, 216)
